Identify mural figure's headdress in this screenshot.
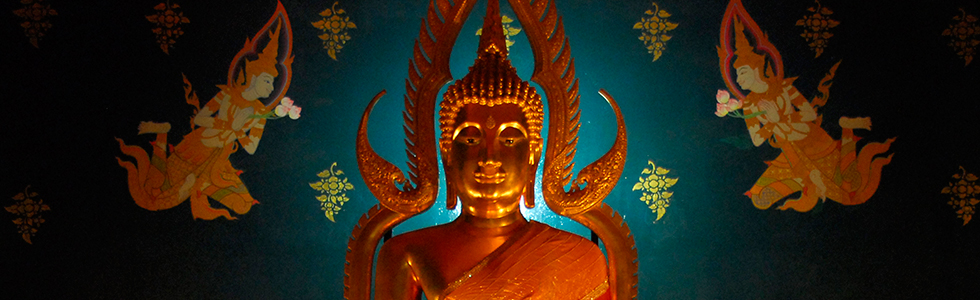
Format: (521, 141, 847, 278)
(349, 0, 636, 298)
(225, 1, 294, 106)
(718, 0, 784, 100)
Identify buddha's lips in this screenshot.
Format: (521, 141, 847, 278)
(474, 172, 506, 184)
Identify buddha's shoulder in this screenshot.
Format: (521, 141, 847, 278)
(377, 222, 455, 255)
(526, 221, 603, 251)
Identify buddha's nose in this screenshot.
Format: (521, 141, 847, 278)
(478, 161, 502, 173)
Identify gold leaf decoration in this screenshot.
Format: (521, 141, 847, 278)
(5, 185, 50, 244)
(12, 0, 57, 48)
(312, 1, 357, 61)
(632, 160, 678, 222)
(941, 166, 980, 225)
(942, 8, 980, 66)
(633, 2, 678, 62)
(795, 0, 839, 58)
(310, 162, 355, 222)
(475, 15, 522, 50)
(146, 1, 190, 54)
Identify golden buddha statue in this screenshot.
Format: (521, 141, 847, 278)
(347, 0, 637, 299)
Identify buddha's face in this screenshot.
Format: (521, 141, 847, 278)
(248, 72, 276, 99)
(447, 103, 536, 219)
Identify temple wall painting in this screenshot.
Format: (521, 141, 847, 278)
(2, 0, 978, 298)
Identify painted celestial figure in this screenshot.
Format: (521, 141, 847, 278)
(346, 0, 637, 299)
(116, 3, 295, 220)
(717, 0, 895, 212)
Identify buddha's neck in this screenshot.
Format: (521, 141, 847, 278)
(456, 210, 528, 237)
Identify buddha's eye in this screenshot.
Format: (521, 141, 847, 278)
(498, 127, 525, 147)
(454, 126, 482, 146)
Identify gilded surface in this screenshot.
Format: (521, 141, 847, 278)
(13, 0, 57, 48)
(795, 0, 838, 58)
(634, 2, 678, 62)
(146, 1, 190, 54)
(941, 166, 980, 226)
(942, 8, 979, 66)
(632, 160, 678, 222)
(312, 1, 357, 61)
(5, 185, 50, 244)
(310, 162, 355, 222)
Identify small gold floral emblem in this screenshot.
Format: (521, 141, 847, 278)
(12, 0, 57, 48)
(942, 8, 980, 66)
(146, 1, 190, 54)
(310, 162, 355, 222)
(795, 0, 839, 58)
(941, 166, 980, 226)
(475, 15, 522, 50)
(5, 186, 51, 244)
(312, 2, 357, 61)
(632, 160, 678, 222)
(633, 2, 678, 62)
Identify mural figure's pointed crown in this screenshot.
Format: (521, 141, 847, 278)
(439, 0, 543, 152)
(245, 22, 282, 79)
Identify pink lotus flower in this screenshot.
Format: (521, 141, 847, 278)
(716, 89, 731, 104)
(714, 89, 743, 117)
(275, 97, 302, 120)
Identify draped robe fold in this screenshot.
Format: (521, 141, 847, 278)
(441, 221, 610, 300)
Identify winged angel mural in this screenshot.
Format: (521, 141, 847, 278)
(346, 0, 637, 299)
(116, 3, 297, 221)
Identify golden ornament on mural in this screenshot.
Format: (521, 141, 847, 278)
(942, 8, 980, 66)
(633, 2, 678, 62)
(13, 0, 57, 48)
(632, 160, 678, 222)
(941, 166, 980, 226)
(475, 15, 522, 50)
(146, 1, 190, 54)
(5, 186, 51, 244)
(312, 1, 357, 61)
(795, 0, 839, 58)
(310, 162, 355, 222)
(347, 0, 635, 299)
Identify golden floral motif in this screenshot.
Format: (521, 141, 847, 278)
(5, 186, 50, 244)
(146, 1, 190, 54)
(633, 2, 678, 62)
(632, 160, 678, 222)
(475, 15, 522, 50)
(942, 8, 980, 66)
(941, 166, 980, 226)
(310, 162, 355, 222)
(795, 0, 839, 58)
(312, 2, 357, 61)
(12, 0, 57, 48)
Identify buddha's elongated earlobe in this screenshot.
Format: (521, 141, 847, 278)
(524, 163, 536, 208)
(446, 185, 457, 210)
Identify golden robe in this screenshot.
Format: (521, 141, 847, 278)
(441, 221, 610, 300)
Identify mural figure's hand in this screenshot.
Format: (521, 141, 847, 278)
(758, 100, 780, 123)
(217, 94, 232, 120)
(231, 107, 254, 131)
